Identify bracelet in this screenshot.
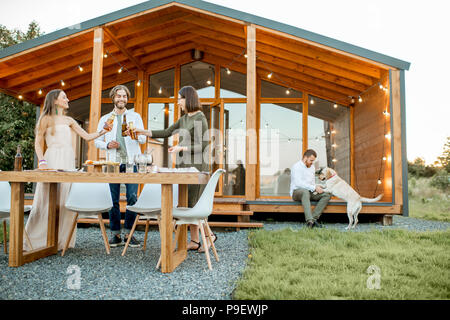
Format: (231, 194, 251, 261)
(39, 160, 47, 163)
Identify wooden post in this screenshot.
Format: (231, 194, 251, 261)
(350, 105, 355, 188)
(303, 93, 308, 154)
(87, 27, 104, 161)
(390, 70, 403, 207)
(46, 183, 59, 253)
(245, 24, 257, 201)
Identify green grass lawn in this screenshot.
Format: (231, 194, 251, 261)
(233, 228, 450, 300)
(408, 177, 449, 222)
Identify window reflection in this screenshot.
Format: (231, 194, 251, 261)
(260, 103, 302, 196)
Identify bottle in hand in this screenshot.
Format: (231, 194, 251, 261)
(14, 145, 23, 171)
(121, 114, 128, 137)
(104, 113, 115, 132)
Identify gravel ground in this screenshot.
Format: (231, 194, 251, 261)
(1, 215, 449, 300)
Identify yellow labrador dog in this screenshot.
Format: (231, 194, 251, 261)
(318, 167, 383, 229)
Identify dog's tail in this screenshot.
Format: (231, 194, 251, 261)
(360, 193, 383, 203)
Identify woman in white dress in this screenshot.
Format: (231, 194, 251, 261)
(24, 89, 108, 251)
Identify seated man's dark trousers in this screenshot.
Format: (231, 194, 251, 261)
(292, 188, 331, 222)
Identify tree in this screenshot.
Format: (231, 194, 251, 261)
(0, 22, 43, 191)
(437, 136, 450, 173)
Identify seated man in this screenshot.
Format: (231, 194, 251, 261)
(290, 149, 331, 228)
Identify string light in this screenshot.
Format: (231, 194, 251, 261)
(334, 104, 338, 109)
(385, 133, 391, 139)
(38, 89, 43, 95)
(137, 80, 141, 87)
(244, 53, 248, 58)
(206, 79, 212, 85)
(60, 80, 65, 86)
(285, 89, 290, 95)
(18, 95, 23, 100)
(383, 110, 390, 116)
(158, 87, 162, 94)
(377, 179, 382, 185)
(226, 68, 231, 75)
(103, 53, 108, 58)
(332, 158, 337, 163)
(267, 73, 272, 79)
(332, 143, 337, 148)
(358, 96, 363, 103)
(310, 98, 314, 105)
(78, 65, 83, 72)
(382, 156, 387, 161)
(118, 67, 123, 73)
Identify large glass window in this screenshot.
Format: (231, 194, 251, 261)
(181, 61, 215, 98)
(308, 95, 350, 183)
(222, 103, 246, 196)
(220, 68, 246, 98)
(260, 103, 302, 196)
(149, 68, 175, 98)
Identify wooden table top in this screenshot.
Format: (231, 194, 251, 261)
(0, 170, 210, 184)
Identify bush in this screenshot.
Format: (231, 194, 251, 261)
(430, 170, 450, 192)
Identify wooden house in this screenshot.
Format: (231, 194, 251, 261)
(0, 0, 410, 228)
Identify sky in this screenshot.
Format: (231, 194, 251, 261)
(1, 0, 449, 165)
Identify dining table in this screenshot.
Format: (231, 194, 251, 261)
(0, 169, 209, 273)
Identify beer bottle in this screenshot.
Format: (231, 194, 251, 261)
(122, 114, 128, 136)
(14, 145, 23, 171)
(103, 113, 115, 132)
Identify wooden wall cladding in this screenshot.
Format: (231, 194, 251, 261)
(354, 83, 392, 202)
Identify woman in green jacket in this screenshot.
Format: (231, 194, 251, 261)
(134, 86, 215, 252)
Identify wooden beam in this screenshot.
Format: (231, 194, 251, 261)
(303, 94, 308, 154)
(245, 24, 257, 201)
(104, 27, 146, 71)
(87, 27, 104, 161)
(350, 105, 355, 188)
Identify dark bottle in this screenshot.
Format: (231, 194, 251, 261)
(14, 145, 23, 171)
(121, 114, 127, 137)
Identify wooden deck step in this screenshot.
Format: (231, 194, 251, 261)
(212, 210, 254, 216)
(208, 221, 263, 228)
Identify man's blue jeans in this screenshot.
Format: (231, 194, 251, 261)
(108, 164, 138, 235)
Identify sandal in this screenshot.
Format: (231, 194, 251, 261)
(198, 233, 217, 253)
(187, 240, 201, 251)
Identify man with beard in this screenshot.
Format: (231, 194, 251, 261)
(95, 84, 146, 247)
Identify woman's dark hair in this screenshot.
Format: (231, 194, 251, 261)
(36, 89, 64, 135)
(179, 86, 202, 113)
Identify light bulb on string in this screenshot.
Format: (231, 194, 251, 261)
(286, 89, 290, 95)
(334, 104, 338, 109)
(118, 67, 123, 74)
(382, 156, 387, 161)
(158, 87, 162, 94)
(137, 80, 141, 87)
(358, 96, 363, 103)
(377, 179, 382, 185)
(103, 53, 108, 58)
(38, 89, 43, 95)
(385, 133, 391, 139)
(206, 79, 212, 85)
(226, 68, 231, 75)
(78, 65, 83, 72)
(60, 80, 65, 86)
(267, 73, 272, 79)
(332, 143, 337, 148)
(332, 158, 337, 163)
(18, 95, 23, 100)
(383, 110, 390, 116)
(310, 98, 314, 105)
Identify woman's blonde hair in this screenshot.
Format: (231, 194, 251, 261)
(36, 89, 65, 135)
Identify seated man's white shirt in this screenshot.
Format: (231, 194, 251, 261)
(95, 109, 146, 160)
(290, 160, 316, 196)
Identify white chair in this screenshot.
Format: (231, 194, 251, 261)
(0, 180, 33, 253)
(170, 169, 225, 270)
(122, 184, 178, 256)
(62, 183, 113, 256)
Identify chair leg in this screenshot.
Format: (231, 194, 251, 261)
(62, 213, 78, 257)
(199, 221, 212, 270)
(204, 220, 219, 262)
(24, 230, 33, 251)
(155, 218, 162, 269)
(3, 220, 7, 254)
(98, 213, 110, 255)
(121, 214, 139, 256)
(142, 219, 149, 252)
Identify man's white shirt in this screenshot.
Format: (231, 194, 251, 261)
(290, 160, 316, 196)
(95, 109, 146, 160)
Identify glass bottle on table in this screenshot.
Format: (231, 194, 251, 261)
(14, 145, 23, 171)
